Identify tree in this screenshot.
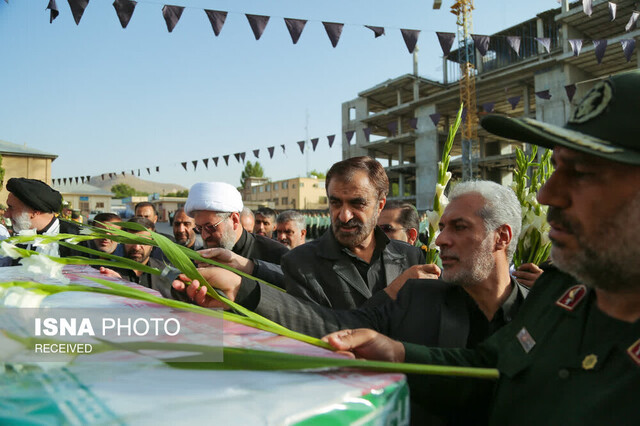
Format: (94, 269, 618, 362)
(308, 169, 326, 179)
(111, 183, 137, 199)
(240, 161, 265, 188)
(165, 189, 189, 197)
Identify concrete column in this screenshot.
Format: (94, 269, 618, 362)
(341, 98, 368, 159)
(442, 57, 448, 84)
(536, 18, 544, 54)
(415, 104, 439, 210)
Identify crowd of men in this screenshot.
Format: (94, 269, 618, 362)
(1, 69, 638, 424)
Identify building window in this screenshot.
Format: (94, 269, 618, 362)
(300, 183, 304, 187)
(349, 107, 356, 121)
(252, 188, 257, 194)
(282, 181, 288, 189)
(274, 198, 279, 205)
(274, 183, 279, 191)
(319, 196, 327, 204)
(291, 198, 296, 207)
(282, 197, 288, 205)
(260, 187, 264, 193)
(265, 184, 271, 191)
(292, 184, 296, 189)
(96, 202, 104, 208)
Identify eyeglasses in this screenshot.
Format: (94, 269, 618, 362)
(378, 224, 406, 233)
(195, 217, 227, 235)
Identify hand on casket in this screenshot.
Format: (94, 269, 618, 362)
(322, 328, 406, 363)
(172, 266, 242, 309)
(385, 263, 441, 300)
(99, 266, 123, 279)
(196, 247, 255, 274)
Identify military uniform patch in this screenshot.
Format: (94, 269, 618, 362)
(517, 327, 536, 353)
(555, 285, 587, 311)
(582, 354, 598, 370)
(569, 80, 613, 124)
(627, 339, 640, 366)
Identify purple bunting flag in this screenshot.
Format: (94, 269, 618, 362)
(268, 146, 275, 158)
(86, 175, 90, 183)
(146, 167, 151, 174)
(409, 117, 418, 130)
(234, 153, 242, 163)
(285, 18, 307, 44)
(311, 138, 319, 151)
(108, 173, 113, 179)
(75, 177, 79, 184)
(281, 144, 286, 154)
(63, 178, 67, 185)
(535, 37, 551, 54)
(471, 34, 490, 56)
(593, 39, 607, 64)
(240, 152, 246, 163)
(204, 9, 227, 36)
(569, 39, 583, 57)
(297, 141, 305, 154)
(609, 2, 617, 21)
(137, 170, 140, 177)
(212, 157, 219, 167)
(68, 0, 89, 25)
(323, 22, 343, 48)
(429, 113, 441, 127)
(101, 174, 105, 180)
(246, 14, 269, 40)
(583, 0, 593, 16)
(156, 166, 160, 172)
(365, 25, 385, 38)
(345, 130, 355, 144)
(162, 5, 184, 33)
(482, 102, 495, 113)
(223, 155, 229, 165)
(81, 176, 85, 184)
(327, 135, 336, 148)
(507, 96, 521, 110)
(363, 127, 372, 142)
(113, 0, 136, 29)
(535, 90, 552, 100)
(436, 32, 455, 56)
(401, 29, 420, 54)
(131, 170, 134, 175)
(506, 36, 521, 56)
(387, 121, 398, 136)
(565, 84, 577, 102)
(192, 160, 198, 170)
(202, 158, 209, 169)
(46, 0, 59, 23)
(122, 172, 125, 176)
(253, 149, 260, 159)
(626, 11, 639, 32)
(181, 162, 187, 171)
(621, 39, 636, 62)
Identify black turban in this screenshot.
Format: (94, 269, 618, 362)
(6, 178, 62, 213)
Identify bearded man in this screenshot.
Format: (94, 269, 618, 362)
(278, 156, 427, 309)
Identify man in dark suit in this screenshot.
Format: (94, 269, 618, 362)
(281, 156, 430, 309)
(175, 179, 527, 343)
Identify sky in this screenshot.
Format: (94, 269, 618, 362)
(0, 0, 557, 190)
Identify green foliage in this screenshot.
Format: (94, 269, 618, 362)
(0, 154, 5, 189)
(307, 169, 326, 179)
(240, 161, 265, 187)
(111, 183, 149, 198)
(165, 189, 189, 197)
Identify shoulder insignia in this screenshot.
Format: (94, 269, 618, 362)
(555, 284, 587, 311)
(627, 339, 640, 366)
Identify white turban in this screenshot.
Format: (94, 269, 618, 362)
(185, 182, 244, 217)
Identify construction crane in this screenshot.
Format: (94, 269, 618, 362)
(450, 0, 477, 181)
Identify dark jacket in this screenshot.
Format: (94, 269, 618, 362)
(233, 228, 289, 265)
(403, 267, 640, 425)
(280, 227, 425, 309)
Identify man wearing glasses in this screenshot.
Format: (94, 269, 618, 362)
(377, 201, 420, 246)
(184, 181, 289, 270)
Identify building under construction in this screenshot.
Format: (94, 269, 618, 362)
(341, 0, 639, 209)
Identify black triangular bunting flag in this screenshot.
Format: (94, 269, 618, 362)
(203, 158, 209, 169)
(192, 160, 198, 170)
(297, 141, 305, 154)
(311, 138, 319, 151)
(268, 146, 275, 158)
(323, 22, 343, 48)
(68, 0, 89, 25)
(162, 5, 184, 33)
(327, 134, 335, 147)
(204, 9, 227, 36)
(181, 162, 188, 171)
(284, 18, 306, 44)
(113, 0, 136, 29)
(246, 14, 269, 40)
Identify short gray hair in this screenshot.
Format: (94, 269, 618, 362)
(240, 207, 254, 219)
(276, 210, 306, 231)
(448, 180, 521, 261)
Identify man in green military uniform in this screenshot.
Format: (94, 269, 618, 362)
(324, 69, 640, 424)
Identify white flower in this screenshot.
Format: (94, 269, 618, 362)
(19, 255, 69, 284)
(0, 286, 47, 308)
(435, 183, 446, 200)
(437, 194, 449, 216)
(443, 171, 452, 186)
(426, 210, 441, 231)
(0, 241, 22, 259)
(428, 230, 440, 250)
